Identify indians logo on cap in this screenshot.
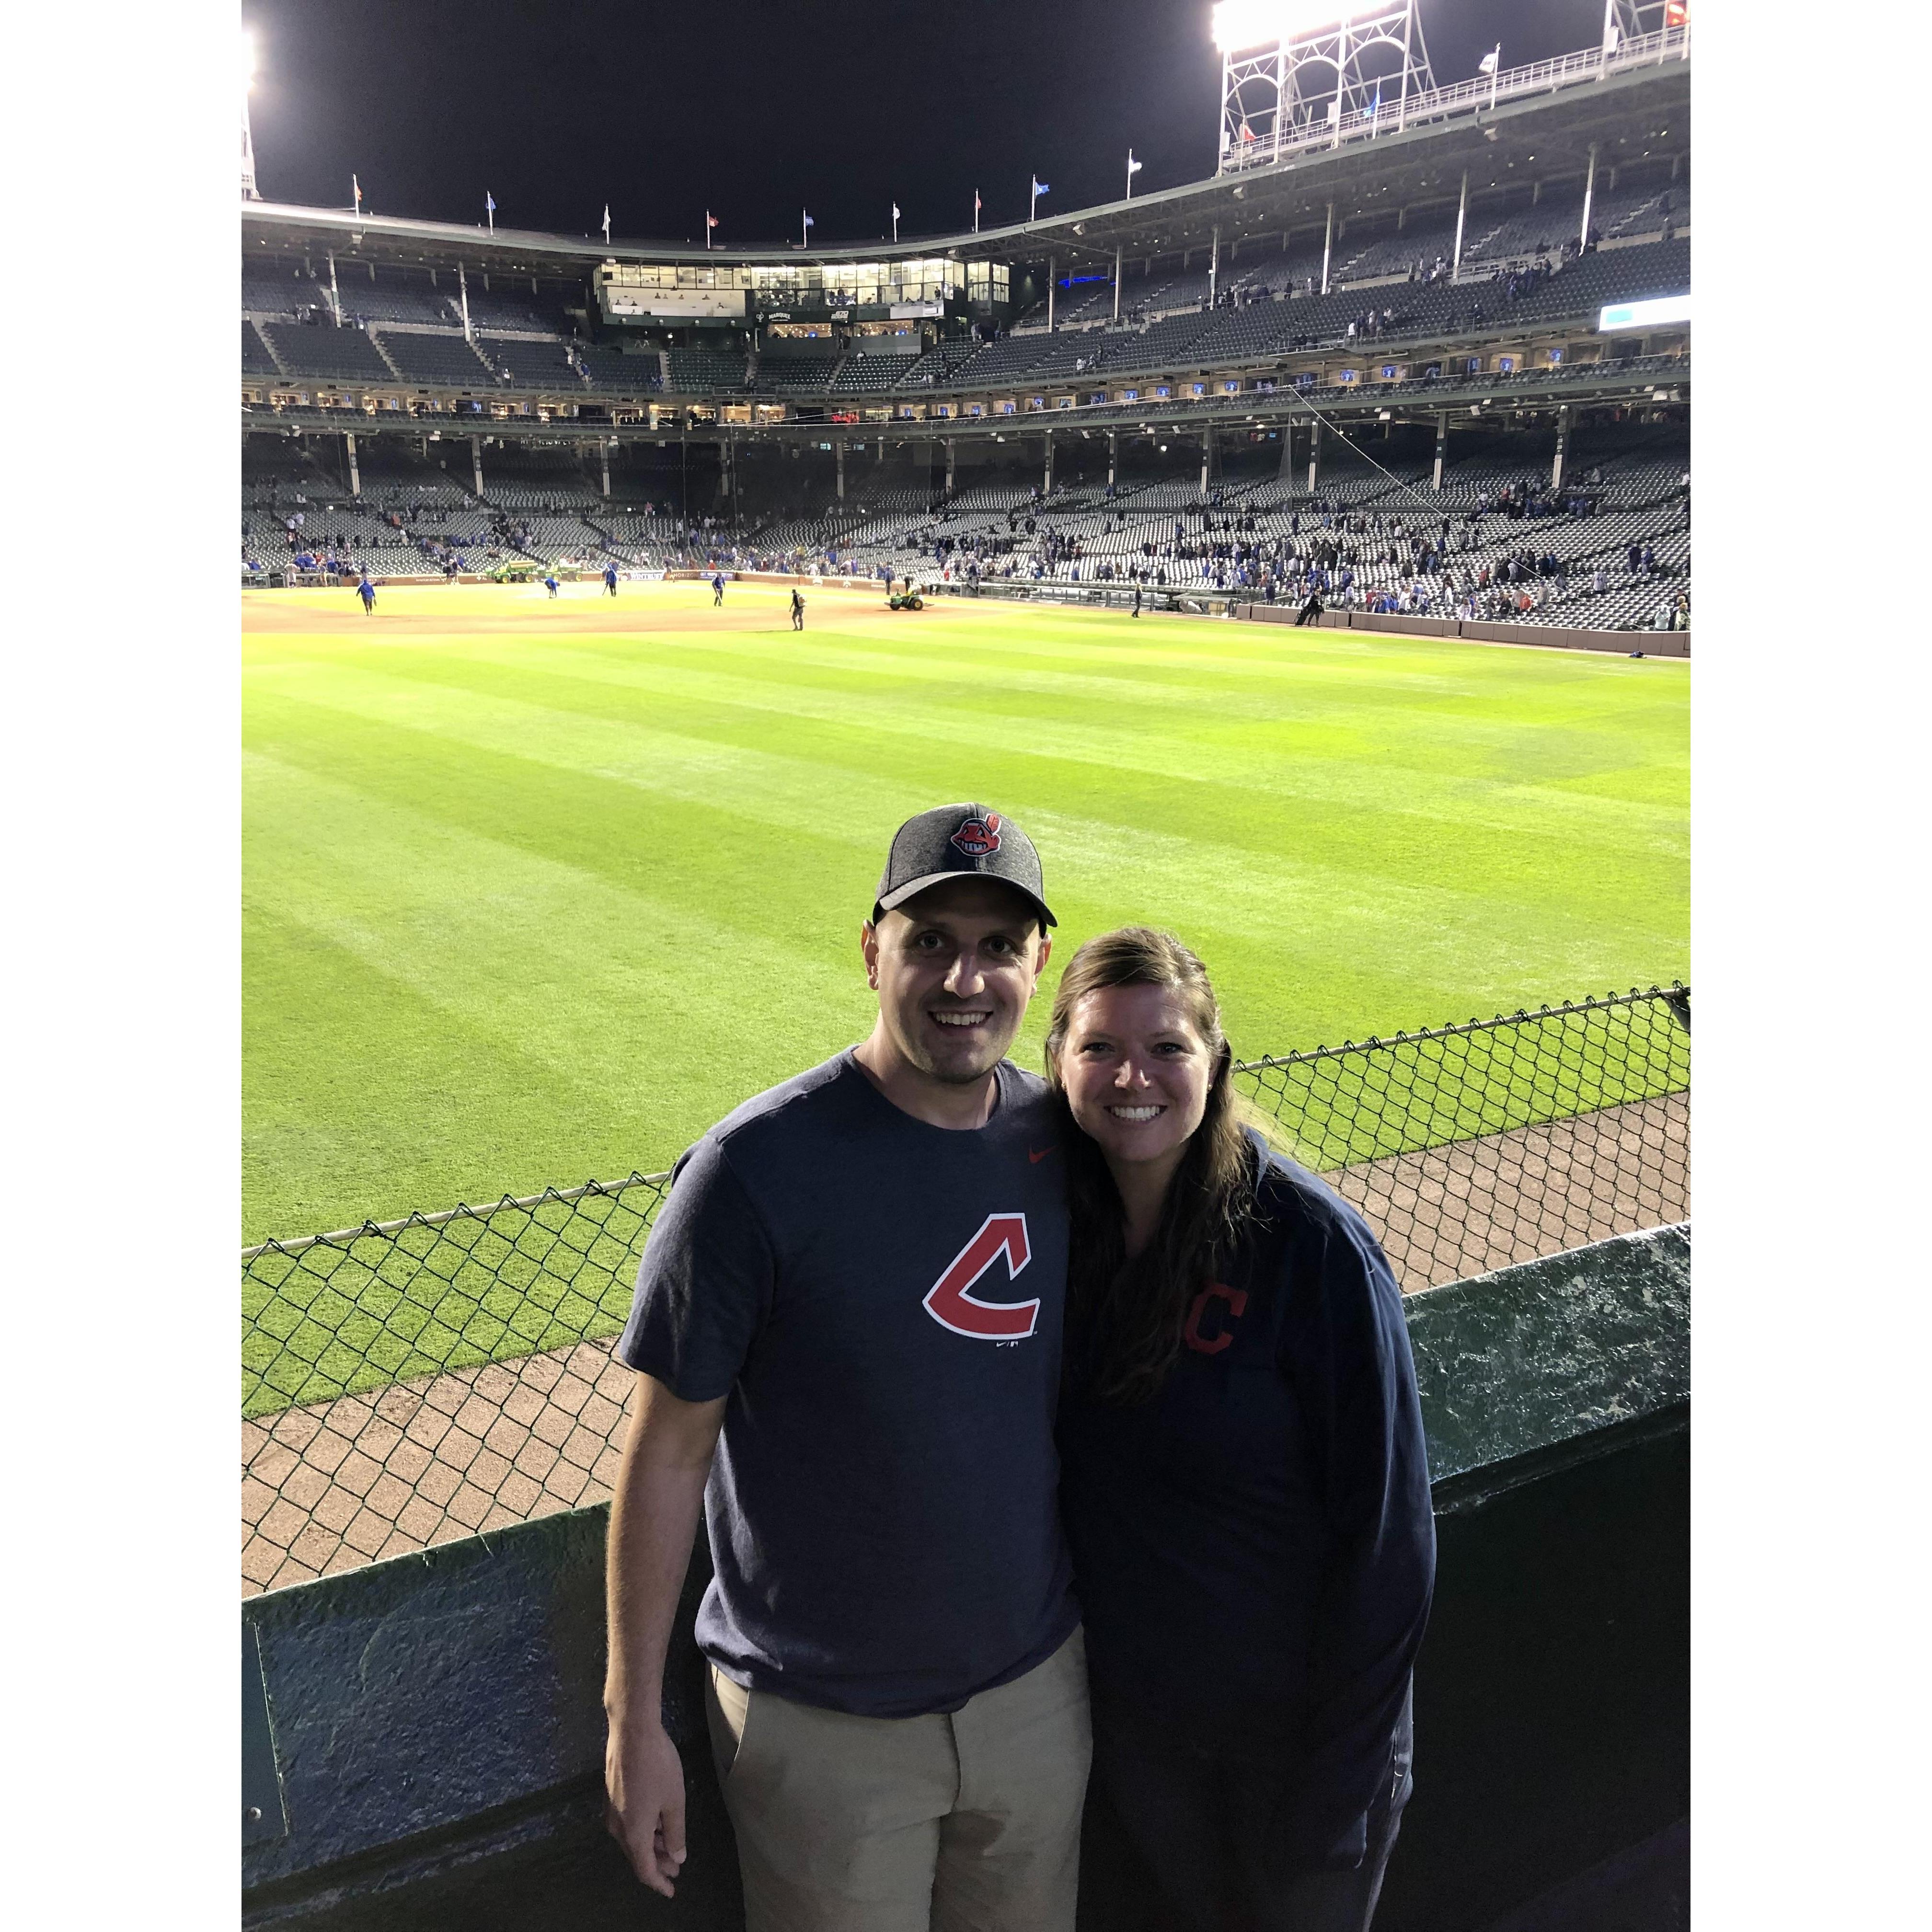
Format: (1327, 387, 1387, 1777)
(950, 812, 1003, 858)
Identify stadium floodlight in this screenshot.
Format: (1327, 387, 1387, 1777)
(1212, 3, 1357, 53)
(241, 28, 262, 201)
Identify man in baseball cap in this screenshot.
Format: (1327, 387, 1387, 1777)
(874, 802, 1056, 933)
(606, 805, 1088, 1932)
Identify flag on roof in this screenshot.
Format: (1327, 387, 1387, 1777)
(1478, 44, 1500, 75)
(706, 212, 718, 228)
(1127, 154, 1143, 174)
(1033, 178, 1049, 196)
(1664, 0, 1688, 24)
(485, 192, 496, 213)
(803, 210, 815, 228)
(892, 203, 901, 220)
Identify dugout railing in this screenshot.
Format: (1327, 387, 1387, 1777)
(242, 983, 1689, 1596)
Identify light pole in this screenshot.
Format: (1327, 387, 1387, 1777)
(240, 31, 260, 200)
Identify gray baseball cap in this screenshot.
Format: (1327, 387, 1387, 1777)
(872, 803, 1056, 929)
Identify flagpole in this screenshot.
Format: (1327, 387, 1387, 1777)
(1126, 151, 1133, 200)
(1490, 46, 1501, 112)
(974, 193, 980, 235)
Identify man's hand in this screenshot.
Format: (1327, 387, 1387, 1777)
(602, 1372, 725, 1898)
(604, 1713, 688, 1897)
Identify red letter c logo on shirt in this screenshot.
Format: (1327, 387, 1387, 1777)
(1183, 1282, 1249, 1354)
(923, 1214, 1038, 1340)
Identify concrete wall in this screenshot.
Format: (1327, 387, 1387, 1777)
(243, 1225, 1690, 1931)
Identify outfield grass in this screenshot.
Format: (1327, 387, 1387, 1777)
(243, 580, 1688, 1246)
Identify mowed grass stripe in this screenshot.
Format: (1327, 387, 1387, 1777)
(246, 677, 1681, 1023)
(243, 746, 875, 1240)
(245, 590, 1687, 1245)
(249, 631, 1686, 871)
(256, 619, 1686, 806)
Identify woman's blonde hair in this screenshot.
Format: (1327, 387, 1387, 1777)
(1045, 927, 1258, 1403)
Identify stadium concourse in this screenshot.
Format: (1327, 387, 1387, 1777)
(241, 23, 1689, 635)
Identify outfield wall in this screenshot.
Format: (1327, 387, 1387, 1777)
(1235, 605, 1690, 657)
(241, 1226, 1690, 1932)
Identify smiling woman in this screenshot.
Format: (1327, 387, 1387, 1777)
(1045, 926, 1253, 1401)
(1046, 922, 1435, 1932)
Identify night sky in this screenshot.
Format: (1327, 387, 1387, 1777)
(245, 0, 1611, 248)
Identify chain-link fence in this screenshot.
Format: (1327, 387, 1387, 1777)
(1233, 985, 1689, 1292)
(242, 1174, 667, 1596)
(242, 985, 1688, 1595)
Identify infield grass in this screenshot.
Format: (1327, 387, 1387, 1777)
(243, 579, 1689, 1247)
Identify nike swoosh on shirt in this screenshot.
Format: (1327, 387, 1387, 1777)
(1028, 1147, 1055, 1164)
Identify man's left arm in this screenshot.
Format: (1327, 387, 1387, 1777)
(1276, 1212, 1436, 1869)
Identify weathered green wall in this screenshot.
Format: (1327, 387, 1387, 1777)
(244, 1225, 1689, 1931)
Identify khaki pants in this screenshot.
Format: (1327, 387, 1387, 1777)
(704, 1628, 1091, 1932)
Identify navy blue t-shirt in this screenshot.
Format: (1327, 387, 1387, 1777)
(1057, 1136, 1435, 1862)
(618, 1050, 1077, 1719)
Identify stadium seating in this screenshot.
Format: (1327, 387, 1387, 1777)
(375, 331, 501, 386)
(461, 287, 572, 335)
(898, 341, 986, 387)
(573, 345, 664, 392)
(260, 322, 398, 382)
(243, 320, 281, 377)
(336, 273, 460, 329)
(830, 350, 923, 393)
(480, 335, 585, 388)
(666, 348, 750, 392)
(244, 273, 330, 320)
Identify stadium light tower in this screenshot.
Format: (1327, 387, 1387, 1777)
(241, 30, 262, 201)
(1212, 2, 1437, 171)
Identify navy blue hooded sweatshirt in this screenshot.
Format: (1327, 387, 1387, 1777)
(1056, 1134, 1435, 1867)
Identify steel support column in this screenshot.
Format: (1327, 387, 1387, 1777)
(1580, 144, 1598, 250)
(1043, 430, 1054, 494)
(1433, 411, 1448, 491)
(1107, 431, 1118, 487)
(945, 437, 956, 493)
(1552, 405, 1571, 491)
(1453, 170, 1468, 278)
(600, 441, 610, 497)
(471, 435, 483, 499)
(1114, 244, 1123, 322)
(1307, 418, 1322, 493)
(345, 432, 360, 497)
(1047, 255, 1055, 331)
(837, 439, 846, 500)
(1209, 226, 1220, 307)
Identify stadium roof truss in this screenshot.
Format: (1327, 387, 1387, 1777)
(1216, 2, 1436, 167)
